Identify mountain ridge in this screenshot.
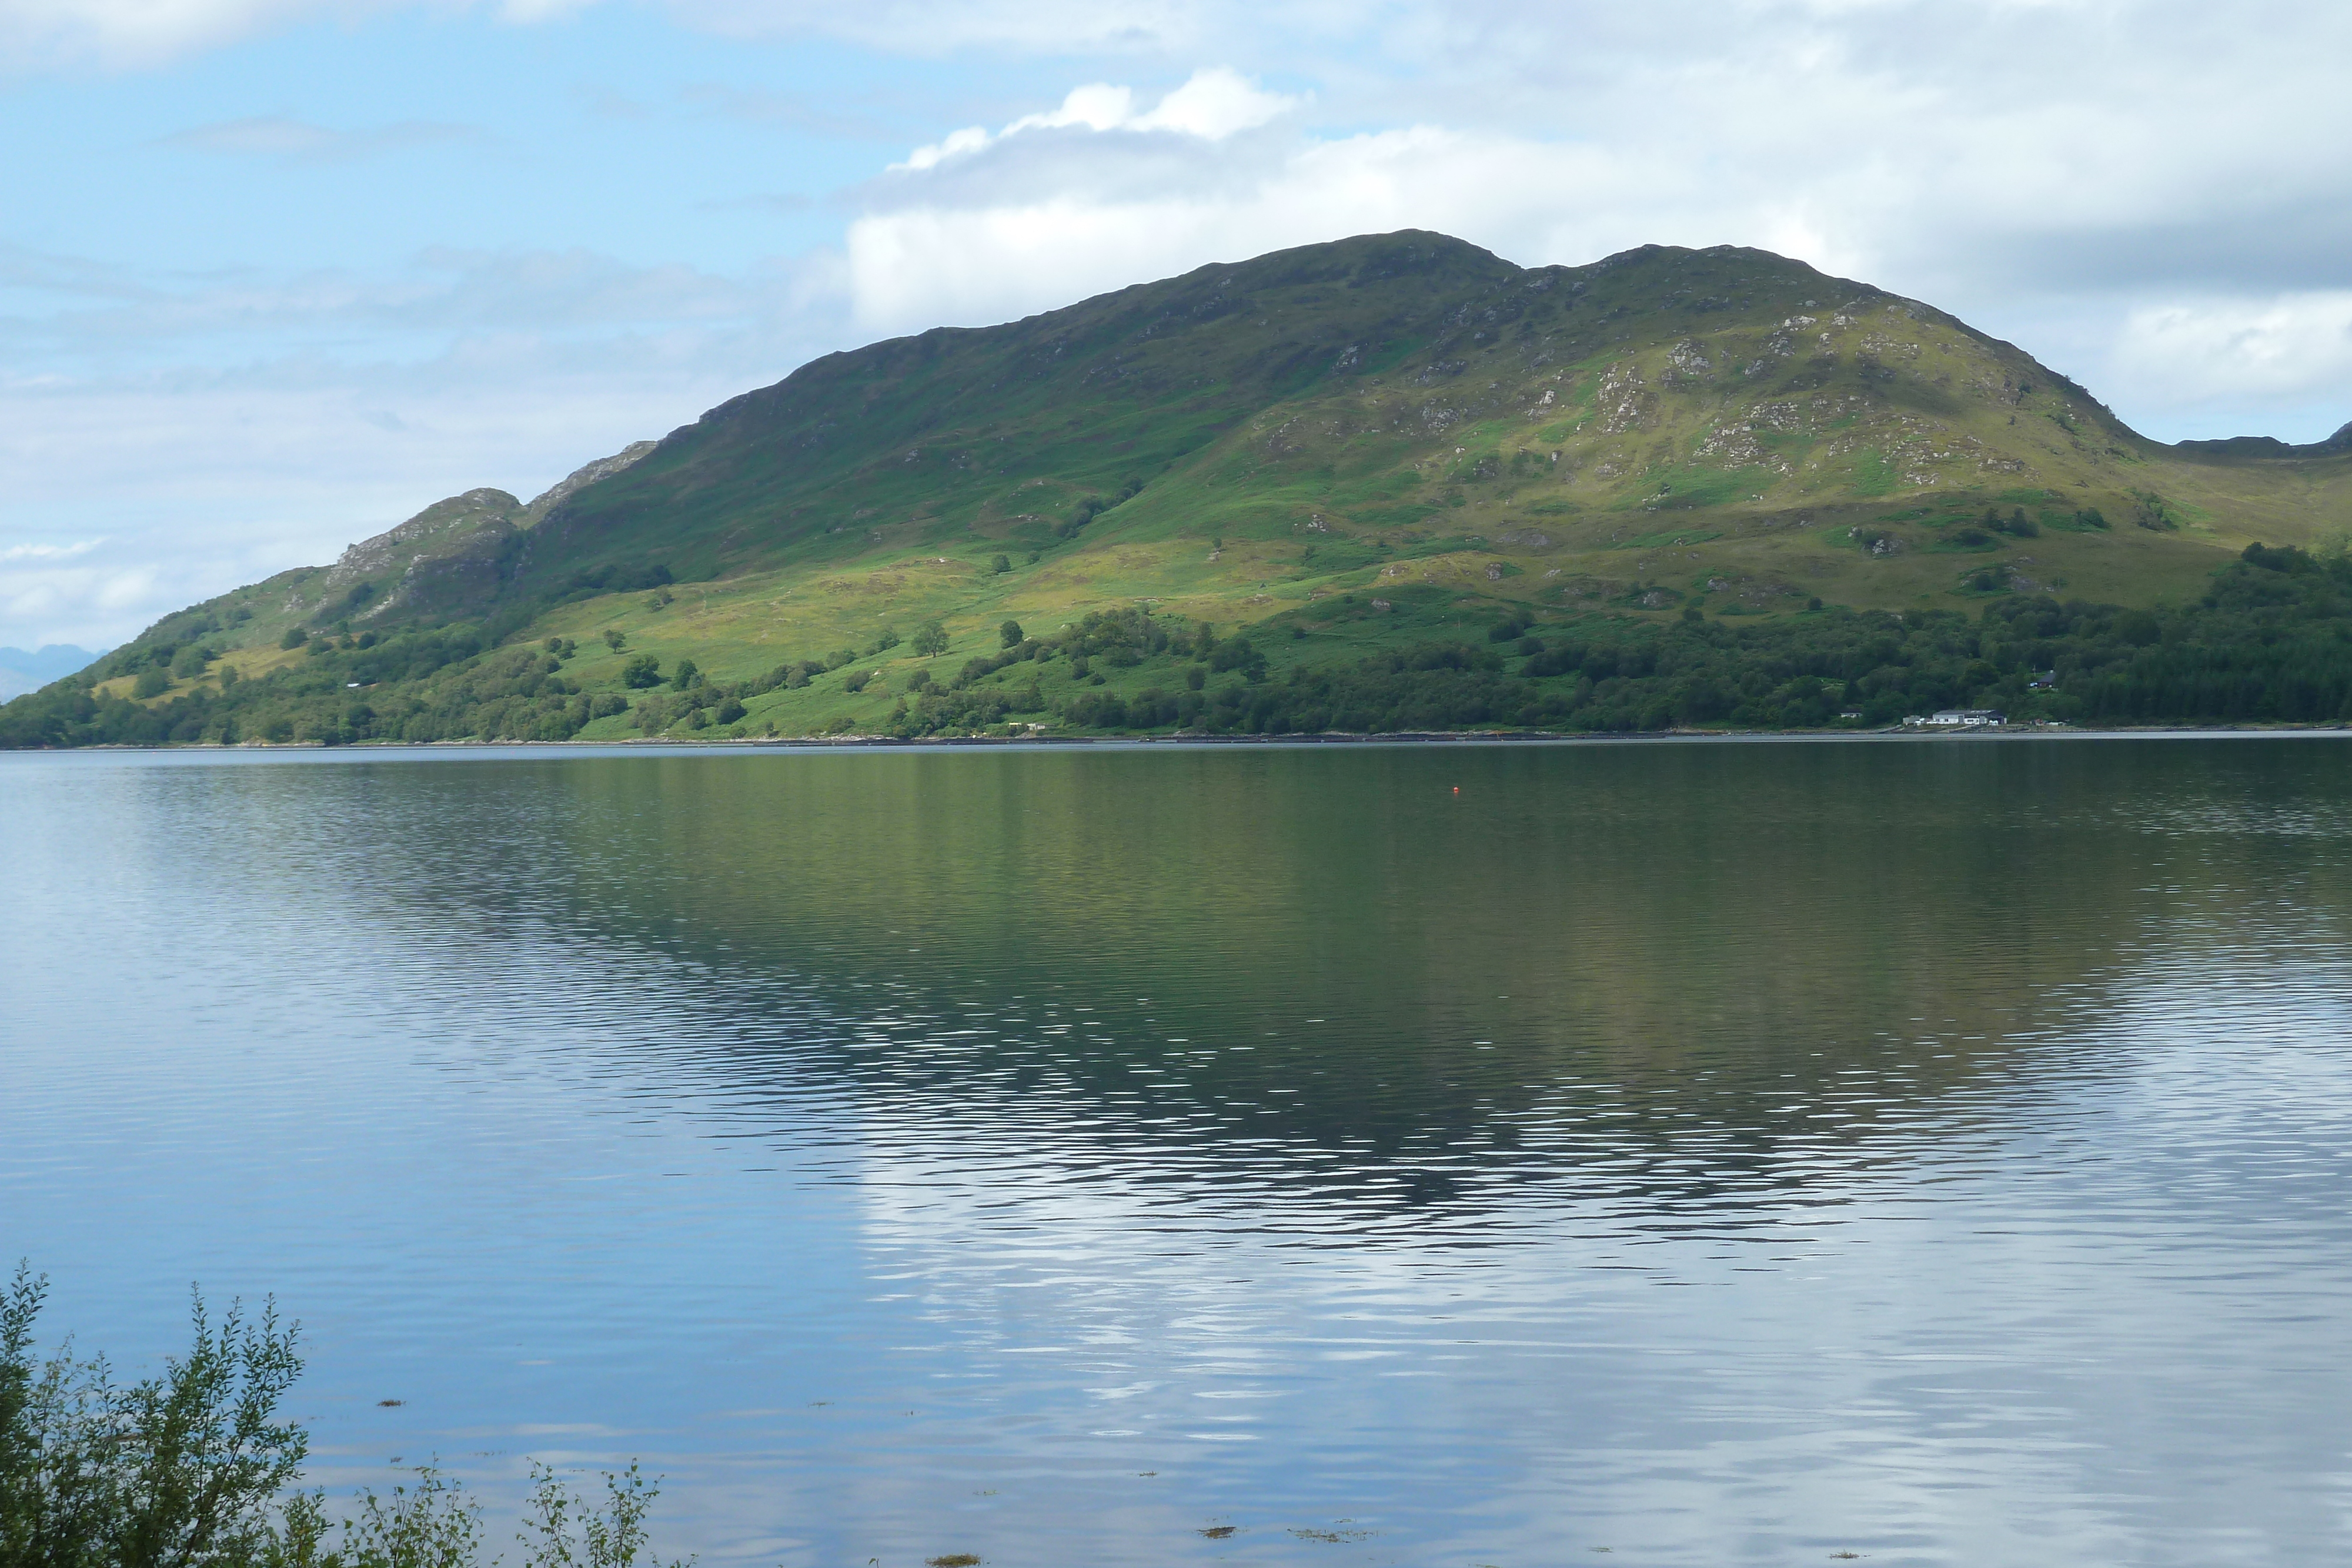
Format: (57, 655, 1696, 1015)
(11, 229, 2352, 743)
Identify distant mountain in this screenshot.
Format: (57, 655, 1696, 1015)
(0, 646, 102, 701)
(2173, 421, 2352, 459)
(9, 230, 2351, 745)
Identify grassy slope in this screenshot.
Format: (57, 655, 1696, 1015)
(55, 230, 2352, 735)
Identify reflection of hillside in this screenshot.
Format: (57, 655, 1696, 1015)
(380, 743, 2350, 1224)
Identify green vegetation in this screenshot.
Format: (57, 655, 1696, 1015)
(1, 1265, 686, 1568)
(14, 547, 2352, 740)
(5, 229, 2350, 745)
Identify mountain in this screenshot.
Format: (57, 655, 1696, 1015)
(9, 230, 2352, 744)
(0, 646, 102, 701)
(2174, 421, 2352, 459)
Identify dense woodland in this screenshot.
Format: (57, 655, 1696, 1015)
(6, 546, 2352, 747)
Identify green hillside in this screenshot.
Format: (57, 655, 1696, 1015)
(10, 229, 2352, 745)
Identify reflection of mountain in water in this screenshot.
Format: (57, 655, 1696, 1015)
(314, 742, 2352, 1231)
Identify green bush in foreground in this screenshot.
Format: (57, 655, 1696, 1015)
(1, 1266, 687, 1568)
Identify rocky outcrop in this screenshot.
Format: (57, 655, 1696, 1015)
(296, 441, 659, 625)
(519, 441, 657, 528)
(315, 489, 522, 622)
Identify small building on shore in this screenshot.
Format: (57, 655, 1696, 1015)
(1904, 709, 2007, 727)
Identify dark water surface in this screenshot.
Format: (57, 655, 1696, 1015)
(5, 739, 2351, 1567)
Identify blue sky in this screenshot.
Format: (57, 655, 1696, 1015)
(5, 0, 2351, 651)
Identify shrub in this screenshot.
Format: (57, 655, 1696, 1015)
(133, 667, 171, 699)
(1, 1264, 309, 1568)
(1208, 637, 1265, 680)
(999, 620, 1024, 648)
(2242, 542, 2312, 574)
(2, 1264, 691, 1568)
(622, 656, 662, 688)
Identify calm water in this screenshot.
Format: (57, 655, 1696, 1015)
(5, 739, 2351, 1567)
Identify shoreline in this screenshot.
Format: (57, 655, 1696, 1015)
(21, 723, 2352, 757)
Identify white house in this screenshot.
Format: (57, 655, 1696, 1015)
(1904, 708, 2006, 727)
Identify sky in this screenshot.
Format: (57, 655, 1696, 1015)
(4, 0, 2351, 654)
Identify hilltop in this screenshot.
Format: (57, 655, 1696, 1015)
(8, 230, 2352, 744)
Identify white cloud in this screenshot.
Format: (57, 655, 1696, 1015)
(0, 243, 856, 648)
(670, 0, 1204, 55)
(0, 539, 106, 560)
(0, 0, 1207, 66)
(848, 122, 1775, 332)
(2114, 293, 2352, 407)
(0, 0, 332, 67)
(1129, 64, 1293, 136)
(891, 67, 1297, 172)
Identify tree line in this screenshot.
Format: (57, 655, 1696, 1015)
(8, 544, 2352, 745)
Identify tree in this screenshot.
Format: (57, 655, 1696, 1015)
(602, 629, 626, 651)
(133, 667, 171, 699)
(871, 627, 900, 653)
(998, 620, 1024, 648)
(279, 628, 308, 651)
(621, 656, 661, 689)
(669, 660, 700, 691)
(990, 554, 1010, 575)
(913, 621, 949, 657)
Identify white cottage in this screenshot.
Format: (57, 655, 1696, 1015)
(1905, 708, 2006, 727)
